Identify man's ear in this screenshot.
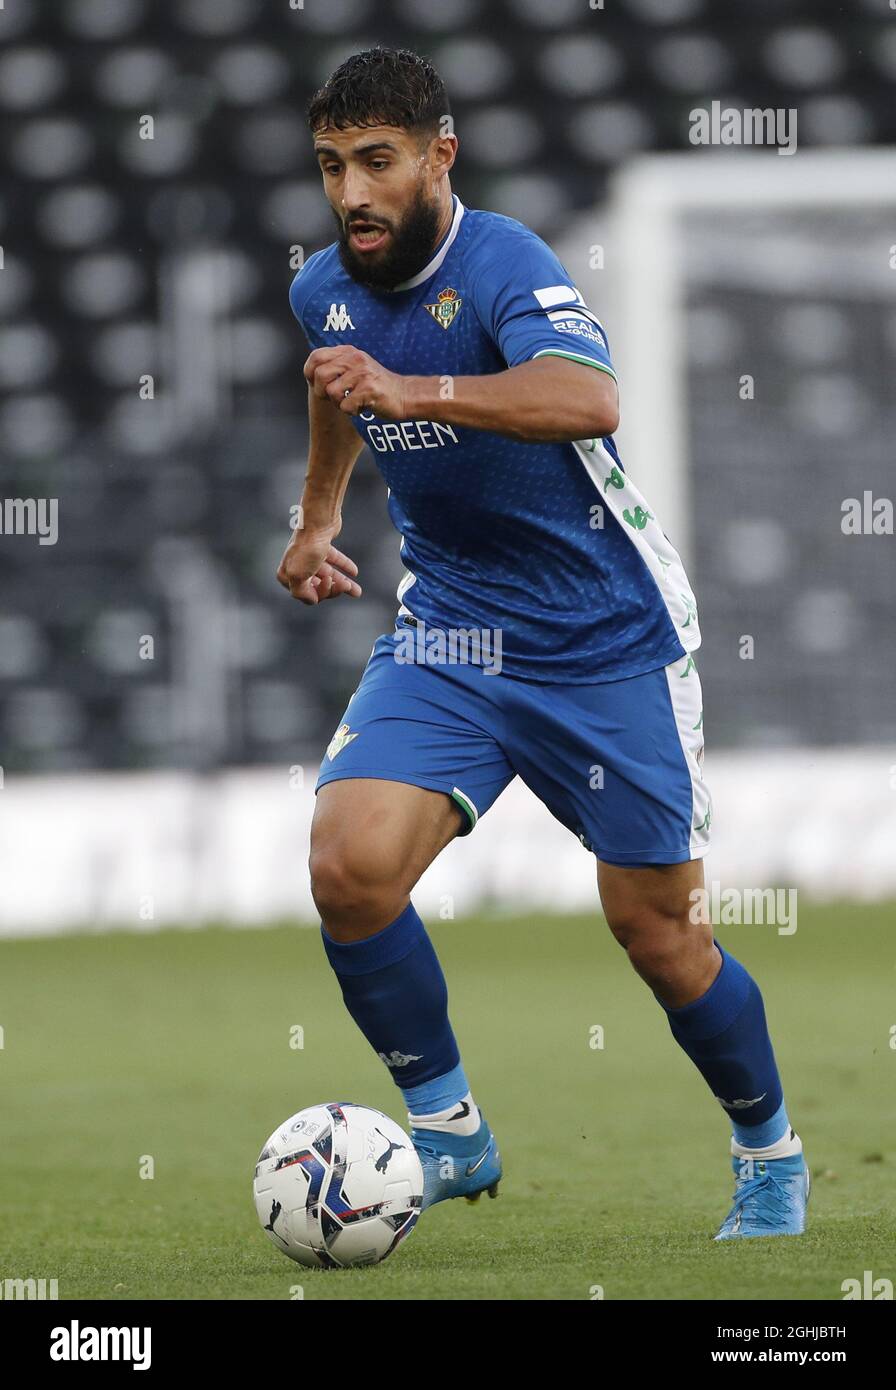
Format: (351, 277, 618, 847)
(429, 132, 458, 180)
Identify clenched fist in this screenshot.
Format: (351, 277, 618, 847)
(304, 346, 409, 419)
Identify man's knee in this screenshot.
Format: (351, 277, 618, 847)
(615, 909, 717, 1004)
(600, 879, 716, 1000)
(309, 833, 406, 938)
(624, 923, 693, 980)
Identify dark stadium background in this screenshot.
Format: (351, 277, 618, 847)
(3, 0, 896, 1314)
(2, 0, 893, 775)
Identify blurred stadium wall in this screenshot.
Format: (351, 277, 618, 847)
(1, 0, 894, 933)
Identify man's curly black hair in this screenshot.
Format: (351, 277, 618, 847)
(307, 46, 450, 143)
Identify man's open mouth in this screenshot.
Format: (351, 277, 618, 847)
(348, 222, 389, 252)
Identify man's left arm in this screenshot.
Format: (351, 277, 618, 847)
(304, 348, 618, 443)
(404, 355, 619, 442)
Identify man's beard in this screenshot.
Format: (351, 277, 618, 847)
(335, 186, 444, 291)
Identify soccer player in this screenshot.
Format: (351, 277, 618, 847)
(277, 47, 808, 1239)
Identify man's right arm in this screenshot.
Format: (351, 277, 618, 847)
(276, 385, 366, 605)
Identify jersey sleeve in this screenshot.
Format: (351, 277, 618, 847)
(469, 228, 616, 379)
(288, 249, 327, 346)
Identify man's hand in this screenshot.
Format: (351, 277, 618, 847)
(276, 519, 362, 605)
(304, 346, 408, 420)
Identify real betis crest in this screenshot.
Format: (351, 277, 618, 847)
(326, 723, 359, 761)
(424, 286, 462, 329)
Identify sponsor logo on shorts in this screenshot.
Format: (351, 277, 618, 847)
(326, 723, 359, 761)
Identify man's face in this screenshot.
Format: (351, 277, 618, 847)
(313, 124, 452, 291)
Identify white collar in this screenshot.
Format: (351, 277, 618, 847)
(391, 195, 465, 292)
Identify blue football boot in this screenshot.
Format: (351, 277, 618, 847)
(714, 1150, 810, 1240)
(410, 1114, 502, 1209)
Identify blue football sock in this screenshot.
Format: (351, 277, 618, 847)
(321, 902, 461, 1091)
(401, 1062, 471, 1118)
(659, 943, 788, 1145)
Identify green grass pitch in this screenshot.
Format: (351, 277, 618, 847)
(1, 905, 892, 1300)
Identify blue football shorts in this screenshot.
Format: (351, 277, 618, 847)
(315, 626, 712, 866)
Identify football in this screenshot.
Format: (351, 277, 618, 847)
(253, 1102, 424, 1268)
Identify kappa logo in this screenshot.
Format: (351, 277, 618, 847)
(326, 723, 359, 761)
(377, 1049, 423, 1069)
(623, 505, 653, 531)
(716, 1092, 767, 1110)
(323, 303, 355, 331)
(423, 286, 462, 330)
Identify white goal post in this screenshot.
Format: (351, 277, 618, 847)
(560, 148, 896, 567)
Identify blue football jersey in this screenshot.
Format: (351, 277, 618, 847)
(289, 195, 700, 682)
